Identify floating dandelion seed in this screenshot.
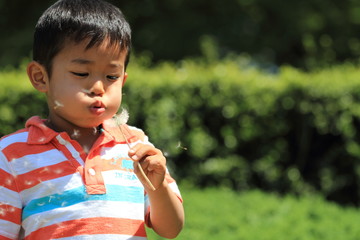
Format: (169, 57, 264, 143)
(48, 196, 55, 203)
(45, 181, 56, 190)
(93, 127, 98, 135)
(19, 158, 31, 168)
(40, 167, 50, 173)
(83, 146, 90, 154)
(176, 141, 188, 151)
(54, 100, 64, 109)
(5, 179, 12, 186)
(24, 180, 33, 186)
(54, 168, 63, 174)
(71, 129, 80, 139)
(113, 108, 156, 191)
(104, 223, 114, 228)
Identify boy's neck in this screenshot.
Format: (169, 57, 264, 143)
(45, 119, 101, 154)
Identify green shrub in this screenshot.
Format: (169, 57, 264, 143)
(147, 184, 360, 240)
(0, 58, 359, 205)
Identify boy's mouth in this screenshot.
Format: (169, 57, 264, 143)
(89, 101, 106, 115)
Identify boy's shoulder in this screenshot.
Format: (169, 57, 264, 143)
(120, 124, 148, 143)
(0, 127, 29, 148)
(0, 116, 54, 148)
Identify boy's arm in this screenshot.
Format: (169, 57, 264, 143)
(129, 144, 185, 239)
(146, 180, 184, 239)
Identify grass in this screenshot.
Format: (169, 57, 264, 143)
(146, 183, 360, 240)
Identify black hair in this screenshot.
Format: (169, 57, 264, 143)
(33, 0, 131, 75)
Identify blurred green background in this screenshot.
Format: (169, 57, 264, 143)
(2, 0, 360, 70)
(1, 0, 360, 239)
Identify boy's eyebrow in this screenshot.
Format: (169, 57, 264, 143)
(71, 58, 93, 65)
(71, 58, 123, 68)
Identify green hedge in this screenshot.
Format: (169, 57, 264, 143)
(1, 58, 359, 205)
(147, 184, 360, 240)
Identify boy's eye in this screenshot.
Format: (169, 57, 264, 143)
(71, 72, 88, 77)
(107, 75, 120, 81)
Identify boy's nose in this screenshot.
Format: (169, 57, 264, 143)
(89, 80, 105, 96)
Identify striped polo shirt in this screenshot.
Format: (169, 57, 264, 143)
(0, 116, 181, 240)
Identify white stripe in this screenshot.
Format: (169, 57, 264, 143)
(56, 234, 147, 240)
(10, 149, 68, 175)
(101, 144, 129, 160)
(0, 132, 28, 149)
(0, 187, 22, 208)
(22, 201, 145, 235)
(21, 173, 84, 205)
(0, 220, 20, 239)
(102, 170, 143, 187)
(0, 151, 12, 174)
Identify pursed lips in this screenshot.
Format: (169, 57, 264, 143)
(89, 100, 106, 115)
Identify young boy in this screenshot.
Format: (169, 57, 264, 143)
(0, 0, 184, 239)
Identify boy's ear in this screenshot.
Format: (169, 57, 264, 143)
(122, 72, 128, 86)
(27, 61, 49, 93)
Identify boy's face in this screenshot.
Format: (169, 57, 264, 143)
(34, 39, 128, 132)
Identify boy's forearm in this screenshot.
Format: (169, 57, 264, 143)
(147, 181, 185, 239)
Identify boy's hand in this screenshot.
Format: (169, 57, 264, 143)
(128, 143, 166, 190)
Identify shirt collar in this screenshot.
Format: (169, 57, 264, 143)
(25, 116, 59, 144)
(25, 116, 135, 145)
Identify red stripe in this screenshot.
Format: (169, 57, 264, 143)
(25, 217, 146, 239)
(0, 235, 14, 240)
(16, 161, 77, 191)
(0, 169, 18, 192)
(3, 142, 53, 161)
(0, 204, 21, 224)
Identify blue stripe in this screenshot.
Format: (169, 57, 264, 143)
(23, 185, 144, 220)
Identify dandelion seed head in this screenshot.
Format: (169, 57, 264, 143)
(113, 108, 129, 126)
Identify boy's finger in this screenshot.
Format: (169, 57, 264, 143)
(128, 144, 159, 161)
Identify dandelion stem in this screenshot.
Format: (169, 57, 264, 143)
(119, 125, 156, 191)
